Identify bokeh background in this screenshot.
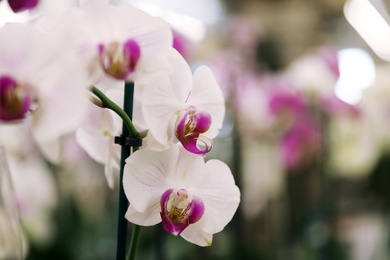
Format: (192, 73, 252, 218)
(1, 0, 390, 259)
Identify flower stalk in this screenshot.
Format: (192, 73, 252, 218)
(90, 85, 139, 138)
(126, 224, 141, 260)
(90, 83, 142, 260)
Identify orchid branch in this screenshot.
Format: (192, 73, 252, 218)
(90, 86, 139, 138)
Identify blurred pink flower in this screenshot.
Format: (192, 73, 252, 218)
(268, 89, 307, 118)
(280, 119, 322, 171)
(321, 94, 361, 117)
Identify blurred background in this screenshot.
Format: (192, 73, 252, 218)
(1, 0, 390, 259)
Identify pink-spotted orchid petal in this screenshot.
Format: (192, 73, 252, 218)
(123, 144, 240, 246)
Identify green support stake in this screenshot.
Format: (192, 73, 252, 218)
(116, 81, 135, 260)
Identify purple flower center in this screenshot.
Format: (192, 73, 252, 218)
(98, 39, 141, 80)
(175, 106, 213, 155)
(160, 188, 205, 235)
(0, 76, 32, 121)
(8, 0, 39, 13)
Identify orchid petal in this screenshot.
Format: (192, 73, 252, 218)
(180, 219, 213, 247)
(195, 159, 241, 234)
(123, 146, 179, 213)
(165, 49, 193, 102)
(187, 66, 225, 138)
(142, 77, 182, 149)
(31, 76, 89, 163)
(75, 128, 117, 189)
(125, 204, 161, 226)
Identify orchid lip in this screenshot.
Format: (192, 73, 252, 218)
(98, 39, 141, 80)
(160, 188, 205, 235)
(0, 75, 32, 121)
(175, 106, 213, 155)
(8, 0, 39, 13)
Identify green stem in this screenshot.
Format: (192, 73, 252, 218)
(126, 224, 142, 260)
(90, 86, 139, 138)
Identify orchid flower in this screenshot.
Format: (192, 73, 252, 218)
(51, 0, 173, 84)
(75, 91, 122, 189)
(0, 23, 88, 162)
(123, 144, 240, 246)
(142, 49, 225, 154)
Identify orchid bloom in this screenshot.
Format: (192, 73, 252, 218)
(75, 90, 122, 189)
(52, 0, 173, 84)
(123, 144, 240, 246)
(142, 49, 225, 154)
(0, 23, 88, 162)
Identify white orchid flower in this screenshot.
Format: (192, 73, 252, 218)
(0, 23, 89, 163)
(52, 0, 173, 84)
(123, 144, 240, 246)
(142, 49, 225, 155)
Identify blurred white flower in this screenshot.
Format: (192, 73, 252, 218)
(241, 139, 284, 218)
(0, 23, 89, 163)
(0, 123, 58, 249)
(328, 114, 380, 179)
(284, 48, 339, 98)
(51, 0, 173, 84)
(76, 88, 122, 189)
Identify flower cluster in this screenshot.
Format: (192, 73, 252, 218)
(0, 0, 239, 248)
